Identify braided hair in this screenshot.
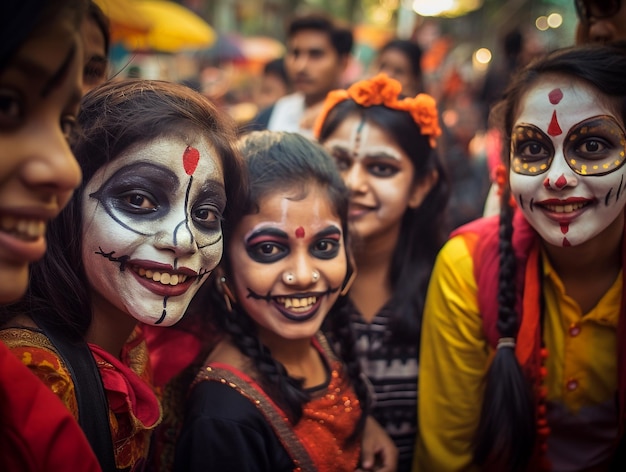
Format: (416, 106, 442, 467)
(212, 131, 370, 436)
(473, 41, 626, 470)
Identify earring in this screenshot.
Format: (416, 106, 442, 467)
(283, 272, 295, 284)
(312, 270, 320, 282)
(219, 276, 236, 312)
(340, 270, 357, 296)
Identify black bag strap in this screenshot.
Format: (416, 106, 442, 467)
(35, 320, 117, 472)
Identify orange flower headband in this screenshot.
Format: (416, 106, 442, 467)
(313, 73, 442, 148)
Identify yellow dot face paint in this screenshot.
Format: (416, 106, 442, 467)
(511, 116, 626, 176)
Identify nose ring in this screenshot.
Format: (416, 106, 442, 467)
(283, 272, 295, 283)
(312, 270, 320, 282)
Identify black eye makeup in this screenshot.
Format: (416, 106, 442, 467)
(245, 228, 290, 263)
(511, 124, 555, 175)
(564, 115, 626, 176)
(309, 226, 342, 260)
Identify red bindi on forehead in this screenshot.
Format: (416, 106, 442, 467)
(183, 146, 200, 175)
(549, 88, 563, 104)
(295, 226, 305, 238)
(547, 88, 563, 137)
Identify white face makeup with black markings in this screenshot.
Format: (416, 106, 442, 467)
(82, 135, 226, 326)
(509, 76, 626, 247)
(228, 185, 348, 341)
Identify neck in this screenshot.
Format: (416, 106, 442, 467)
(541, 213, 624, 313)
(85, 291, 138, 358)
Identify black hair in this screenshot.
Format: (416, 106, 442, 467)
(474, 41, 626, 471)
(2, 79, 246, 340)
(287, 12, 353, 57)
(263, 57, 290, 88)
(213, 130, 369, 437)
(317, 100, 449, 349)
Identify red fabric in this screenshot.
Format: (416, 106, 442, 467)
(89, 343, 161, 428)
(0, 341, 102, 471)
(142, 325, 203, 388)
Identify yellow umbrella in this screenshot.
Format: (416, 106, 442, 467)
(94, 0, 152, 43)
(121, 0, 216, 53)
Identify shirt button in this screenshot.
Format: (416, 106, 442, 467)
(569, 323, 581, 336)
(566, 379, 578, 391)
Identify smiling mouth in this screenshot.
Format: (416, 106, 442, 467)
(275, 295, 318, 311)
(541, 201, 590, 213)
(131, 266, 192, 286)
(272, 295, 322, 321)
(0, 216, 46, 241)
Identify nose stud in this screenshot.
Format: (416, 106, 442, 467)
(283, 272, 295, 283)
(312, 270, 320, 282)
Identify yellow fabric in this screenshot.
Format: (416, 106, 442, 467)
(414, 235, 620, 471)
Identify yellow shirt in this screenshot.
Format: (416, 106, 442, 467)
(414, 235, 619, 471)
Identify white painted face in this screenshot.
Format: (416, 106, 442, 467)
(509, 76, 626, 247)
(82, 135, 226, 326)
(321, 114, 430, 246)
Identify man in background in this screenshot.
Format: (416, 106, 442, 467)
(250, 12, 353, 138)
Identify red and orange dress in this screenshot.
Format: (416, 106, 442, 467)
(0, 324, 162, 471)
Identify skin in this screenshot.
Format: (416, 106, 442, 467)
(80, 15, 108, 95)
(228, 185, 347, 346)
(284, 29, 348, 106)
(0, 15, 82, 304)
(377, 48, 420, 97)
(577, 0, 626, 43)
(509, 75, 626, 249)
(322, 114, 435, 248)
(82, 135, 226, 352)
(255, 72, 289, 111)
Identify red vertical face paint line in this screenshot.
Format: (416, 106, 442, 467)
(560, 223, 569, 234)
(563, 238, 571, 247)
(295, 227, 305, 238)
(548, 110, 562, 136)
(183, 146, 200, 175)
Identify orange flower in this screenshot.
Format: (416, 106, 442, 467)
(313, 73, 442, 148)
(347, 73, 402, 107)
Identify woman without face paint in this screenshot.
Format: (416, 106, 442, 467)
(0, 1, 103, 471)
(173, 131, 372, 471)
(415, 42, 626, 471)
(314, 73, 449, 472)
(0, 79, 246, 471)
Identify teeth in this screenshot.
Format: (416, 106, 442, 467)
(132, 267, 189, 286)
(544, 202, 586, 213)
(276, 296, 317, 310)
(0, 216, 46, 241)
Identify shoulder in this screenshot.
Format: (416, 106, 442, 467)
(0, 327, 75, 410)
(0, 342, 99, 471)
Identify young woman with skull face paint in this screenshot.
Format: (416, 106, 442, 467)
(174, 131, 374, 471)
(415, 42, 626, 471)
(0, 79, 246, 471)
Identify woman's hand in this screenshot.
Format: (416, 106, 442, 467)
(357, 416, 398, 472)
